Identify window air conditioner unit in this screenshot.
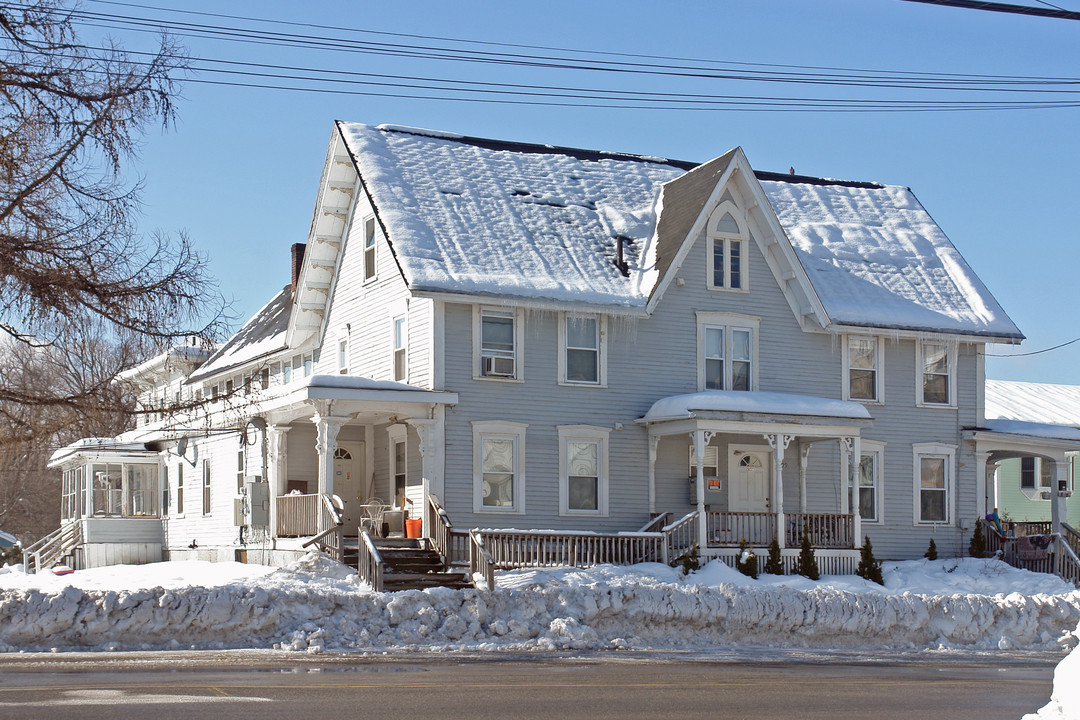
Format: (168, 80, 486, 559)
(482, 355, 515, 377)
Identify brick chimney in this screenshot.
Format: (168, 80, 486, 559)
(290, 243, 306, 296)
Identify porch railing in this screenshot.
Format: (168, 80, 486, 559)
(638, 513, 672, 533)
(357, 530, 384, 592)
(22, 521, 81, 574)
(276, 493, 320, 537)
(301, 494, 344, 562)
(468, 529, 496, 590)
(475, 529, 665, 569)
(427, 494, 453, 570)
(785, 513, 853, 549)
(706, 511, 776, 547)
(1062, 523, 1080, 559)
(982, 519, 1080, 586)
(663, 511, 698, 562)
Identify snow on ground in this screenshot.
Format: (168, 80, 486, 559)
(1024, 623, 1080, 719)
(0, 555, 1078, 656)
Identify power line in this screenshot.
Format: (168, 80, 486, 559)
(987, 336, 1080, 357)
(900, 0, 1080, 20)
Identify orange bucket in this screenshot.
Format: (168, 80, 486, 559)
(405, 518, 423, 538)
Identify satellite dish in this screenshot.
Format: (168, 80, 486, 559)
(177, 437, 188, 457)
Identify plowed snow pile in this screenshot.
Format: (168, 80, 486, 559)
(0, 555, 1077, 654)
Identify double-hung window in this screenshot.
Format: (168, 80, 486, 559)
(558, 426, 610, 516)
(918, 340, 955, 407)
(176, 463, 184, 515)
(363, 217, 377, 282)
(850, 441, 884, 522)
(473, 421, 527, 513)
(707, 206, 747, 292)
(393, 315, 407, 381)
(1020, 457, 1054, 499)
(338, 339, 348, 375)
(388, 425, 407, 509)
(475, 307, 522, 380)
(845, 336, 882, 403)
(202, 459, 212, 516)
(913, 443, 955, 525)
(697, 312, 758, 392)
(560, 313, 605, 385)
(162, 466, 170, 517)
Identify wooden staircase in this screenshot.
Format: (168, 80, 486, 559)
(349, 535, 472, 591)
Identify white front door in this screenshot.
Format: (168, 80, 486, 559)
(728, 447, 770, 512)
(333, 442, 365, 532)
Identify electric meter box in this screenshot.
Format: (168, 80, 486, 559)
(245, 477, 269, 528)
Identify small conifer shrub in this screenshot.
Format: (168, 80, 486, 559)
(736, 537, 758, 579)
(856, 536, 884, 585)
(969, 520, 986, 558)
(924, 538, 938, 561)
(764, 533, 784, 575)
(680, 542, 701, 576)
(795, 528, 819, 580)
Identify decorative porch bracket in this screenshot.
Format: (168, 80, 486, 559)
(312, 412, 349, 497)
(691, 430, 716, 550)
(764, 433, 794, 547)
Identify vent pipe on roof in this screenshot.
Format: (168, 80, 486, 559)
(614, 236, 631, 277)
(290, 243, 307, 296)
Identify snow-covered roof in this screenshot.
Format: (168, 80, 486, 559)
(117, 344, 212, 384)
(641, 390, 872, 422)
(983, 418, 1080, 442)
(189, 286, 291, 383)
(337, 122, 1020, 338)
(48, 438, 155, 466)
(761, 182, 1022, 339)
(303, 375, 435, 393)
(986, 379, 1080, 427)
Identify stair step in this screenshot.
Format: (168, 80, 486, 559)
(382, 571, 472, 591)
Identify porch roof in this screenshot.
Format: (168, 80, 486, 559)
(638, 390, 872, 437)
(964, 419, 1080, 456)
(49, 438, 158, 468)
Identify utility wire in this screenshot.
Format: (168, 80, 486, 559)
(900, 0, 1080, 20)
(987, 336, 1080, 357)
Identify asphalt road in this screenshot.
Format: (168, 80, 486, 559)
(0, 650, 1058, 720)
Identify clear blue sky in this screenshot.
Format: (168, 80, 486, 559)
(89, 0, 1080, 384)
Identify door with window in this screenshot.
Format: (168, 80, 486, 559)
(333, 442, 365, 532)
(728, 447, 770, 512)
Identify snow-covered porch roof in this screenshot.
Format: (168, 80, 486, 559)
(260, 375, 458, 427)
(49, 438, 159, 468)
(964, 419, 1080, 462)
(636, 390, 872, 438)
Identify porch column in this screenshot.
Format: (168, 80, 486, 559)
(798, 442, 812, 514)
(648, 433, 660, 515)
(266, 425, 290, 539)
(765, 433, 793, 548)
(1052, 456, 1070, 534)
(974, 451, 991, 522)
(407, 416, 442, 536)
(312, 414, 349, 497)
(691, 430, 711, 550)
(851, 436, 862, 549)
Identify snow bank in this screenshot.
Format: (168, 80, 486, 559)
(1023, 623, 1080, 719)
(1, 555, 1078, 654)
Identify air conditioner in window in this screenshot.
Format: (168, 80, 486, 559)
(482, 355, 515, 377)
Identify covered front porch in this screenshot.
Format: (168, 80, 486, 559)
(640, 390, 874, 564)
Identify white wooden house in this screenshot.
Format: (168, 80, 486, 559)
(33, 122, 1080, 580)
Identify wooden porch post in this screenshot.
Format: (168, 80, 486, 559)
(648, 433, 660, 515)
(974, 451, 990, 523)
(266, 425, 290, 539)
(852, 435, 862, 549)
(692, 430, 708, 550)
(407, 416, 440, 537)
(798, 442, 811, 514)
(765, 433, 792, 548)
(312, 412, 348, 497)
(1052, 455, 1070, 535)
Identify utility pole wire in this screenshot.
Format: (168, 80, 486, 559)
(900, 0, 1080, 21)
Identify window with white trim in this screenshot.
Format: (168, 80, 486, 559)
(558, 426, 610, 516)
(303, 353, 313, 378)
(697, 312, 758, 392)
(338, 339, 348, 375)
(849, 441, 884, 522)
(202, 459, 211, 516)
(393, 315, 407, 381)
(176, 462, 184, 515)
(913, 443, 955, 525)
(845, 336, 882, 403)
(472, 421, 527, 513)
(363, 217, 377, 282)
(162, 466, 170, 517)
(707, 205, 748, 292)
(918, 340, 955, 407)
(474, 307, 523, 380)
(388, 425, 407, 508)
(1020, 456, 1055, 499)
(559, 313, 605, 386)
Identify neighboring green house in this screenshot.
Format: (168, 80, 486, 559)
(986, 380, 1080, 525)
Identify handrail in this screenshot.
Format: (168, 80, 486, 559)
(356, 530, 384, 592)
(468, 529, 496, 590)
(427, 494, 453, 569)
(23, 521, 81, 574)
(1061, 522, 1080, 558)
(982, 519, 1080, 587)
(662, 511, 698, 566)
(1052, 533, 1080, 586)
(475, 528, 665, 569)
(638, 513, 672, 533)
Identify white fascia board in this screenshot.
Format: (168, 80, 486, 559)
(965, 430, 1080, 453)
(410, 288, 649, 317)
(824, 322, 1023, 345)
(303, 385, 458, 405)
(636, 416, 868, 438)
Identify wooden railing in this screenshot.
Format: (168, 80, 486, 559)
(301, 494, 344, 562)
(664, 512, 698, 562)
(638, 513, 672, 533)
(427, 494, 453, 570)
(1011, 520, 1055, 536)
(22, 521, 81, 574)
(357, 530, 384, 592)
(981, 519, 1080, 587)
(707, 511, 776, 547)
(1062, 523, 1080, 559)
(276, 493, 320, 537)
(468, 529, 496, 590)
(449, 530, 470, 566)
(785, 513, 854, 549)
(475, 529, 665, 569)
